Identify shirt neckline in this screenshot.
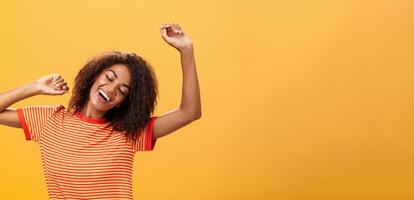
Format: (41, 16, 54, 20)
(74, 111, 108, 124)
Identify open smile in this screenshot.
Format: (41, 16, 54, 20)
(98, 89, 112, 103)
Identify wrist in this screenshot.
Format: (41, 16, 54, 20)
(27, 82, 42, 95)
(179, 44, 194, 54)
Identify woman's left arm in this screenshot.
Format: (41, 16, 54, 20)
(152, 23, 202, 139)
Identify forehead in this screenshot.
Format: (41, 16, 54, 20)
(105, 64, 131, 82)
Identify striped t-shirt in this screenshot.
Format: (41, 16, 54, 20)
(16, 104, 157, 200)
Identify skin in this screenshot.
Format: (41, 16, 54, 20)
(0, 22, 201, 140)
(82, 64, 132, 119)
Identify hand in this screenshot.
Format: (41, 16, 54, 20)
(160, 23, 193, 52)
(34, 74, 69, 95)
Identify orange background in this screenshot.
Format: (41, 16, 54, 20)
(0, 0, 413, 199)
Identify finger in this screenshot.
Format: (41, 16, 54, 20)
(52, 74, 61, 81)
(163, 25, 175, 34)
(53, 85, 69, 93)
(171, 23, 179, 33)
(159, 24, 166, 34)
(163, 23, 171, 28)
(52, 90, 66, 95)
(53, 78, 65, 85)
(52, 81, 65, 88)
(160, 24, 167, 31)
(160, 25, 170, 39)
(160, 23, 171, 31)
(175, 24, 182, 33)
(53, 84, 67, 90)
(169, 23, 176, 32)
(55, 82, 67, 88)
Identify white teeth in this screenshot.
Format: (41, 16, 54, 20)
(98, 89, 111, 102)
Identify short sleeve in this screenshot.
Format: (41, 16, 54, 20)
(133, 116, 158, 153)
(16, 105, 64, 143)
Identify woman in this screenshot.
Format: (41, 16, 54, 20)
(0, 23, 201, 199)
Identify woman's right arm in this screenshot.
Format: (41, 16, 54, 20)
(0, 74, 69, 128)
(0, 83, 41, 128)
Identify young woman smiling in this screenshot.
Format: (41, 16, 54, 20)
(0, 23, 201, 199)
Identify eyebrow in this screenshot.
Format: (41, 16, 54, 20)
(108, 69, 131, 90)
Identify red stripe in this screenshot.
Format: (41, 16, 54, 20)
(145, 116, 157, 150)
(16, 108, 31, 140)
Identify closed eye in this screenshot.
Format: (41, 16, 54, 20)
(105, 73, 129, 95)
(119, 89, 126, 95)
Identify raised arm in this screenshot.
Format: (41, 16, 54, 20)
(0, 74, 69, 128)
(153, 23, 202, 139)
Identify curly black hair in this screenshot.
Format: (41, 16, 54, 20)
(68, 50, 158, 145)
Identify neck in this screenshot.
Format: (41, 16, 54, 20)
(81, 101, 106, 119)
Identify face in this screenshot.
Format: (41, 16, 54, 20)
(88, 64, 131, 113)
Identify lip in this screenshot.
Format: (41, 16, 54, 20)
(98, 88, 114, 102)
(97, 90, 108, 104)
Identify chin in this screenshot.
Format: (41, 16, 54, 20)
(89, 94, 113, 112)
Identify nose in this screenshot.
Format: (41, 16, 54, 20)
(106, 83, 117, 97)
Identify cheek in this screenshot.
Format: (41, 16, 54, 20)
(92, 79, 103, 89)
(97, 78, 107, 85)
(114, 95, 127, 105)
